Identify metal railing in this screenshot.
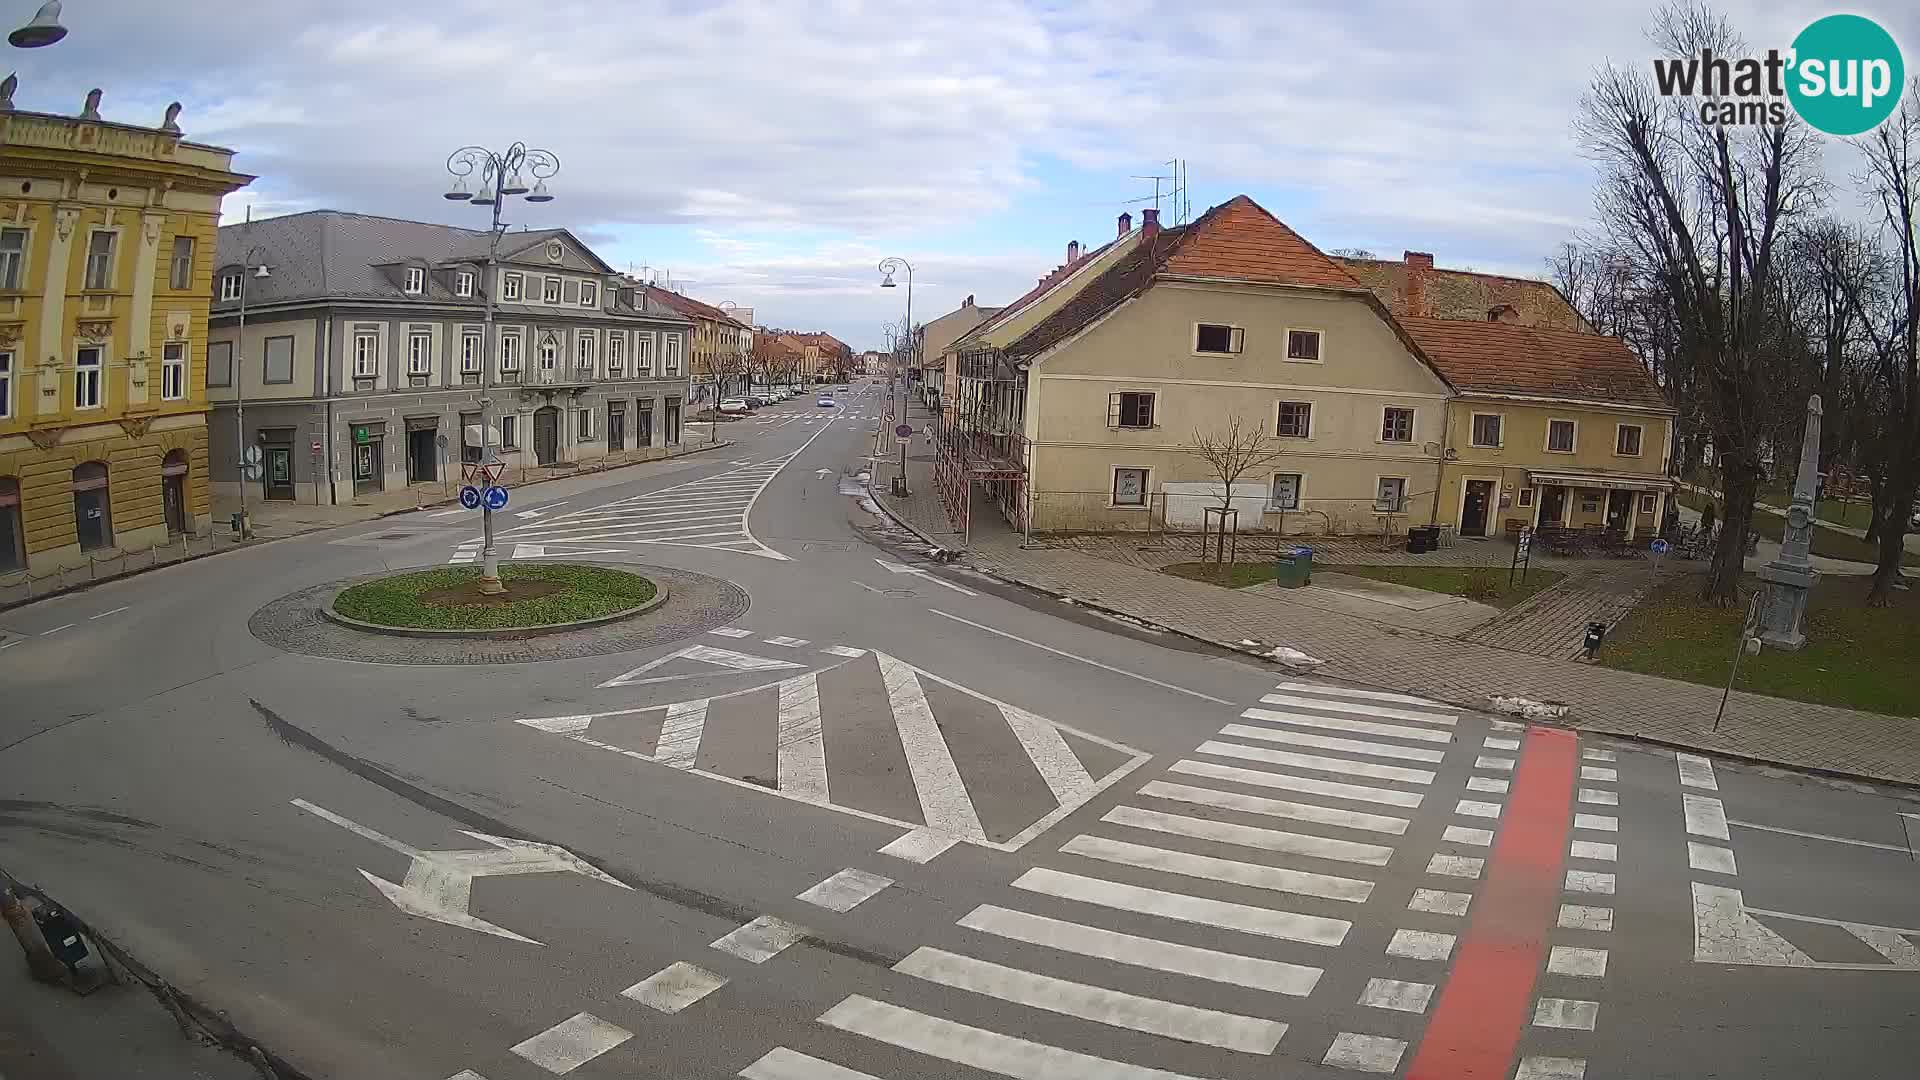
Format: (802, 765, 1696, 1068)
(0, 529, 224, 609)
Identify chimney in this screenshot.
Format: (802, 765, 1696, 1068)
(1142, 208, 1159, 241)
(1403, 251, 1434, 317)
(964, 293, 974, 307)
(1117, 211, 1132, 238)
(1066, 240, 1080, 264)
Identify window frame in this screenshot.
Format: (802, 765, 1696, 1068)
(1545, 417, 1578, 454)
(576, 329, 597, 376)
(606, 331, 625, 376)
(0, 350, 13, 418)
(500, 413, 518, 448)
(576, 406, 594, 440)
(160, 341, 188, 400)
(1518, 487, 1536, 508)
(83, 229, 118, 291)
(1192, 322, 1244, 356)
(664, 333, 683, 376)
(219, 272, 242, 302)
(542, 276, 562, 304)
(499, 331, 523, 372)
(1269, 472, 1303, 511)
(73, 345, 104, 409)
(461, 331, 483, 374)
(538, 335, 559, 371)
(1110, 466, 1150, 508)
(579, 281, 599, 307)
(1640, 492, 1657, 513)
(169, 235, 195, 291)
(262, 334, 295, 385)
(1615, 423, 1644, 457)
(1469, 411, 1504, 449)
(1276, 400, 1312, 439)
(1380, 406, 1415, 444)
(1106, 390, 1156, 430)
(407, 331, 433, 376)
(0, 227, 27, 291)
(501, 272, 523, 302)
(352, 332, 380, 378)
(1284, 327, 1324, 363)
(206, 341, 233, 387)
(455, 271, 474, 298)
(1374, 476, 1409, 513)
(635, 333, 655, 376)
(403, 266, 425, 295)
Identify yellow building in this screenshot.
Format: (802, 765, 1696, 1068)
(0, 93, 253, 576)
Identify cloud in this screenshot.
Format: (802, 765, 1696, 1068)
(22, 0, 1917, 346)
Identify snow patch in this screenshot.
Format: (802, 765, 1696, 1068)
(1264, 646, 1326, 668)
(1486, 694, 1571, 720)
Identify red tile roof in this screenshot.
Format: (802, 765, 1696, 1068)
(1396, 316, 1668, 410)
(1338, 257, 1589, 331)
(1162, 196, 1365, 289)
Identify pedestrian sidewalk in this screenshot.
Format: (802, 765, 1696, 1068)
(874, 447, 1920, 787)
(0, 949, 253, 1080)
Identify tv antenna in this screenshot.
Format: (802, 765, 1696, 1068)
(1125, 159, 1191, 225)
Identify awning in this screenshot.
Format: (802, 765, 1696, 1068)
(1528, 471, 1676, 493)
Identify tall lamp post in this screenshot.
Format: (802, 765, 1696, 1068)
(233, 248, 271, 537)
(444, 141, 559, 596)
(879, 257, 913, 493)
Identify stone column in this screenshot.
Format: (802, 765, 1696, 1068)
(1757, 394, 1822, 650)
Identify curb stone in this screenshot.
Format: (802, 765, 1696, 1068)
(321, 574, 669, 640)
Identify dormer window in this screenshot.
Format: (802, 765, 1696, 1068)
(455, 271, 474, 298)
(404, 266, 425, 295)
(219, 272, 242, 302)
(580, 281, 598, 307)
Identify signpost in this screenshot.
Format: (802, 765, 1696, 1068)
(459, 485, 482, 510)
(1649, 537, 1670, 589)
(483, 486, 510, 511)
(894, 423, 913, 496)
(1509, 525, 1534, 587)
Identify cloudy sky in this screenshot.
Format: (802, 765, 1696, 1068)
(15, 1, 1916, 348)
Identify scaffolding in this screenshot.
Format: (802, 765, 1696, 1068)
(937, 343, 1030, 539)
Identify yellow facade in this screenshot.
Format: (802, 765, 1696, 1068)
(0, 103, 252, 577)
(1436, 397, 1674, 539)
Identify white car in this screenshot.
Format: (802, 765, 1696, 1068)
(719, 398, 749, 414)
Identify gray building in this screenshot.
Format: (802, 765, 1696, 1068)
(207, 211, 695, 505)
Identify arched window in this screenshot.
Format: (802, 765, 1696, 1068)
(0, 476, 23, 574)
(71, 461, 113, 552)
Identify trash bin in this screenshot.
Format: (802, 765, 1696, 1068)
(1406, 525, 1440, 554)
(1583, 621, 1608, 659)
(1273, 546, 1313, 588)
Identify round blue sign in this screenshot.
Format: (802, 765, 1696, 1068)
(458, 485, 482, 510)
(483, 485, 510, 511)
(895, 424, 914, 438)
(1651, 538, 1670, 554)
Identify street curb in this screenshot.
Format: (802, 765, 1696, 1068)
(862, 469, 953, 554)
(383, 438, 739, 522)
(320, 572, 669, 640)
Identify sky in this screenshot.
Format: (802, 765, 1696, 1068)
(13, 0, 1917, 350)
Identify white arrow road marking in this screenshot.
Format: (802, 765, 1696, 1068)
(291, 798, 629, 945)
(428, 506, 469, 518)
(815, 468, 834, 477)
(598, 643, 805, 688)
(872, 558, 977, 596)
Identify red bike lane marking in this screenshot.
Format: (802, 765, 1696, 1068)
(1406, 726, 1577, 1080)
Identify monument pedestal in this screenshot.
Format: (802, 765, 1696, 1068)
(1756, 560, 1817, 651)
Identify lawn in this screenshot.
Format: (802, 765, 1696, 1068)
(1597, 572, 1920, 718)
(333, 563, 656, 630)
(1676, 490, 1920, 567)
(1163, 561, 1564, 608)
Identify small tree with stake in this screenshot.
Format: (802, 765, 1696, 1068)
(1191, 415, 1290, 581)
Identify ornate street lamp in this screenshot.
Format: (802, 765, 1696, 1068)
(878, 257, 913, 493)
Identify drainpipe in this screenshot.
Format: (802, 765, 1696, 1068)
(1429, 402, 1451, 525)
(323, 313, 336, 505)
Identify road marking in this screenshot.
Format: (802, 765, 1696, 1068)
(1558, 904, 1612, 931)
(1566, 870, 1615, 894)
(821, 645, 868, 657)
(599, 644, 805, 687)
(797, 868, 893, 912)
(1243, 706, 1453, 744)
(89, 606, 129, 619)
(1444, 826, 1495, 846)
(1547, 945, 1609, 977)
(1102, 804, 1396, 866)
(927, 609, 1233, 705)
(510, 1012, 632, 1074)
(1484, 737, 1522, 752)
(1476, 755, 1516, 771)
(777, 673, 830, 804)
(1405, 726, 1578, 1080)
(1274, 681, 1449, 708)
(1387, 928, 1455, 960)
(1682, 795, 1733, 838)
(1577, 788, 1617, 805)
(40, 623, 73, 635)
(1060, 833, 1374, 904)
(428, 506, 468, 518)
(1257, 691, 1458, 725)
(1579, 766, 1616, 782)
(877, 652, 986, 840)
(1532, 998, 1599, 1030)
(1569, 840, 1616, 861)
(1466, 776, 1509, 794)
(709, 626, 754, 637)
(711, 916, 808, 964)
(895, 946, 1287, 1053)
(1360, 978, 1435, 1013)
(0, 640, 18, 651)
(1138, 779, 1409, 835)
(1196, 739, 1436, 785)
(1454, 799, 1503, 819)
(1516, 1057, 1588, 1080)
(1727, 818, 1910, 852)
(739, 1047, 884, 1080)
(874, 557, 977, 595)
(957, 903, 1322, 996)
(1573, 813, 1617, 832)
(1168, 758, 1424, 808)
(1689, 841, 1737, 874)
(818, 995, 1211, 1080)
(1220, 723, 1447, 763)
(879, 829, 959, 863)
(851, 580, 886, 594)
(653, 700, 708, 769)
(1012, 866, 1350, 945)
(1582, 748, 1615, 761)
(1324, 1032, 1407, 1073)
(623, 961, 728, 1013)
(1409, 889, 1472, 917)
(765, 635, 810, 647)
(1426, 854, 1484, 878)
(1677, 752, 1719, 790)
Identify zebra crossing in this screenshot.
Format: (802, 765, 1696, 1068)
(512, 641, 1150, 852)
(452, 455, 797, 563)
(737, 680, 1515, 1079)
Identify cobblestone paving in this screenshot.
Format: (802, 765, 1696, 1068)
(1464, 570, 1657, 660)
(247, 563, 749, 665)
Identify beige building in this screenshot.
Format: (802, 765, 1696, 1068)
(919, 293, 1000, 413)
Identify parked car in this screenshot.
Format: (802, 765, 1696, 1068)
(744, 395, 764, 408)
(719, 398, 750, 414)
(817, 393, 835, 407)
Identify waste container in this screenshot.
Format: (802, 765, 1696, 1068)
(1273, 546, 1313, 588)
(1406, 525, 1440, 553)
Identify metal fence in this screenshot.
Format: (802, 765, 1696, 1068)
(1026, 489, 1422, 543)
(0, 530, 225, 610)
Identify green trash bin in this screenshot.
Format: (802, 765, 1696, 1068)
(1273, 546, 1313, 588)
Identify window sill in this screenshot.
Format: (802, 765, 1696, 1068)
(1545, 448, 1576, 454)
(1469, 443, 1503, 451)
(1108, 503, 1150, 511)
(1282, 357, 1325, 365)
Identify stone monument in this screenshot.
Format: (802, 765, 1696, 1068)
(1756, 394, 1822, 650)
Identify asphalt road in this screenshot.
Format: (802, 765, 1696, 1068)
(3, 377, 1917, 1080)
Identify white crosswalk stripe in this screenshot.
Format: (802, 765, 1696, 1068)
(956, 904, 1323, 996)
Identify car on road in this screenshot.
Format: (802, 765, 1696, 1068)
(719, 398, 750, 414)
(817, 393, 834, 407)
(744, 395, 765, 408)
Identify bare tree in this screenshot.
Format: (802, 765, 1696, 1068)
(1191, 415, 1291, 569)
(1575, 1, 1825, 605)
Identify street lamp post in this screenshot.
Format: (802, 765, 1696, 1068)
(445, 142, 559, 596)
(879, 257, 913, 494)
(234, 248, 271, 538)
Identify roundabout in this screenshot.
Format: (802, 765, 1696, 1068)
(325, 563, 664, 638)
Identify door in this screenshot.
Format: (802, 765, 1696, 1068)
(71, 462, 112, 551)
(1462, 480, 1493, 536)
(1606, 490, 1634, 533)
(353, 440, 383, 495)
(1541, 486, 1567, 527)
(636, 404, 653, 448)
(408, 429, 437, 483)
(265, 447, 294, 501)
(533, 407, 560, 466)
(160, 450, 190, 532)
(608, 408, 626, 452)
(665, 398, 682, 444)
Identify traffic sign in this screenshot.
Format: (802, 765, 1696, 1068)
(241, 463, 263, 481)
(459, 485, 482, 510)
(1651, 538, 1671, 555)
(435, 433, 449, 450)
(241, 444, 262, 466)
(895, 424, 913, 439)
(895, 436, 911, 446)
(483, 485, 510, 511)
